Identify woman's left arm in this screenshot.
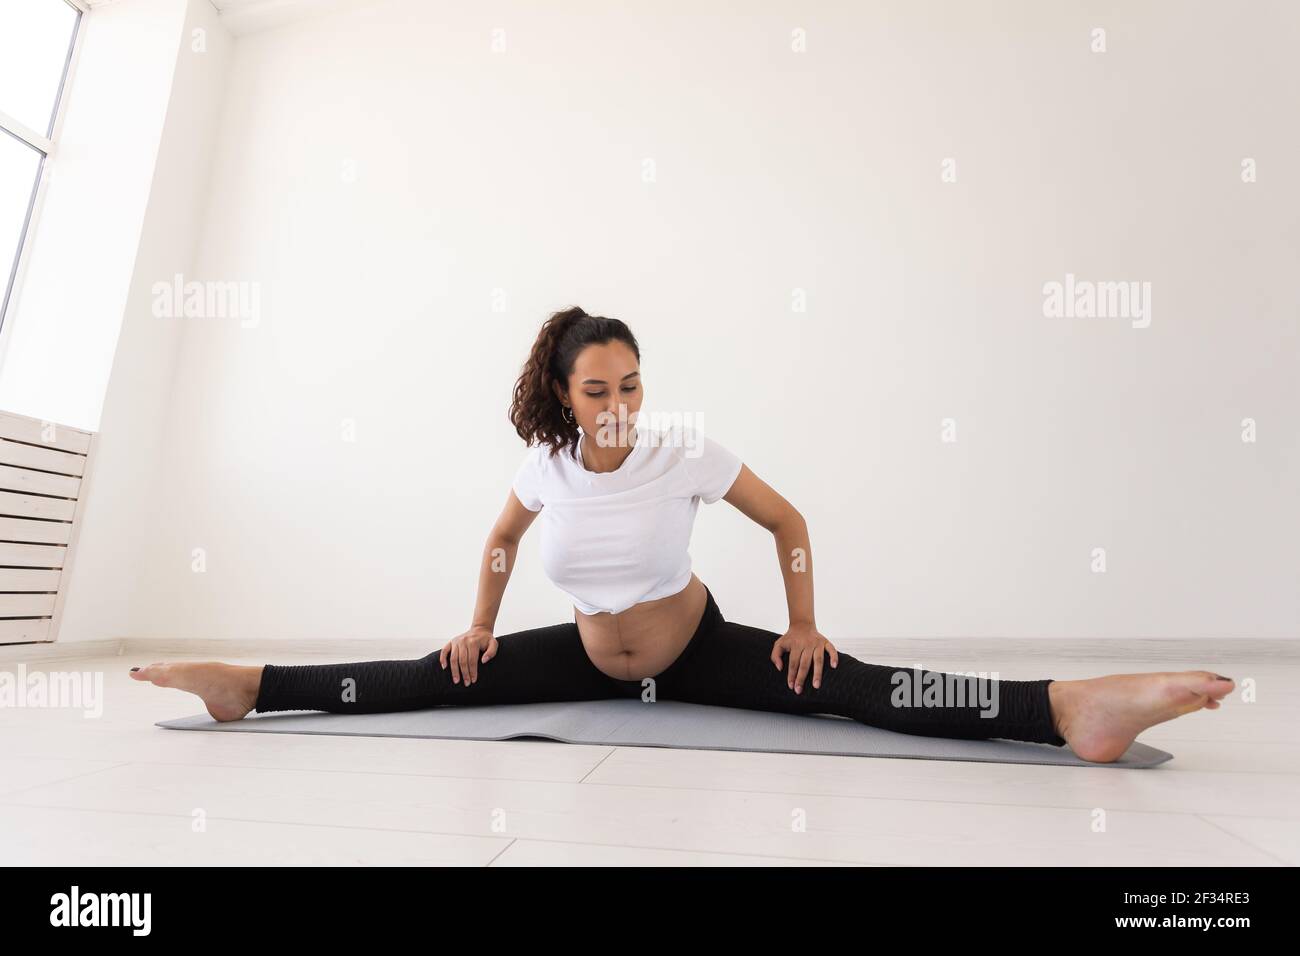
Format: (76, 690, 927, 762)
(717, 465, 840, 695)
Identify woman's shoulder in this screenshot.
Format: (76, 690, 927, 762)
(523, 440, 574, 468)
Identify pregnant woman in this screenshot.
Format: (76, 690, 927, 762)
(132, 306, 1234, 763)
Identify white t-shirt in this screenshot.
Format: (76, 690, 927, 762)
(511, 424, 744, 615)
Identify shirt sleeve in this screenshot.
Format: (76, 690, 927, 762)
(511, 445, 545, 511)
(682, 430, 743, 504)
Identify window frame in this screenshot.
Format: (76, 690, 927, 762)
(0, 0, 89, 343)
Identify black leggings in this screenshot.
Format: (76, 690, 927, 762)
(254, 586, 1067, 747)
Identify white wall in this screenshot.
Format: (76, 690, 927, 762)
(75, 0, 1300, 641)
(53, 0, 235, 644)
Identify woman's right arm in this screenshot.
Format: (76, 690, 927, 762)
(440, 490, 542, 685)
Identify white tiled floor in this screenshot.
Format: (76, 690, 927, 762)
(0, 648, 1293, 865)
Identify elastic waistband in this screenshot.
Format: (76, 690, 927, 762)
(698, 585, 724, 635)
(655, 585, 723, 680)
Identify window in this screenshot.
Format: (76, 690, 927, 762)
(0, 0, 83, 336)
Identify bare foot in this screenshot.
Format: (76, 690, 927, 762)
(129, 662, 261, 722)
(1048, 670, 1235, 763)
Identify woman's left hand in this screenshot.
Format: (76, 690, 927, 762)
(770, 624, 839, 694)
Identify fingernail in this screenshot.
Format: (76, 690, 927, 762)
(1215, 675, 1233, 681)
(130, 667, 139, 672)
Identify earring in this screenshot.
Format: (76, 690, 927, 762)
(563, 406, 575, 424)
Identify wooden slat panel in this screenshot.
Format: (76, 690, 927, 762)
(0, 618, 51, 642)
(0, 463, 81, 498)
(0, 439, 85, 477)
(43, 430, 97, 647)
(0, 593, 56, 615)
(0, 416, 97, 644)
(0, 542, 66, 567)
(0, 517, 71, 545)
(0, 413, 94, 644)
(0, 490, 77, 521)
(0, 568, 61, 590)
(0, 410, 91, 455)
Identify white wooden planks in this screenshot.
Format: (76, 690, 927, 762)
(0, 412, 97, 644)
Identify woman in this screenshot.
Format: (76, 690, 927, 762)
(132, 306, 1234, 763)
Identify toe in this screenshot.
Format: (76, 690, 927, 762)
(1188, 671, 1232, 699)
(1167, 679, 1212, 715)
(1207, 676, 1235, 699)
(135, 662, 170, 685)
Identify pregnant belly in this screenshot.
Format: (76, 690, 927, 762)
(575, 574, 709, 681)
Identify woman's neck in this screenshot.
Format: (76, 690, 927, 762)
(582, 425, 638, 472)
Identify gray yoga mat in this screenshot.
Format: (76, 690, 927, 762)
(157, 698, 1173, 768)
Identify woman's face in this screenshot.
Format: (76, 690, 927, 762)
(559, 340, 642, 448)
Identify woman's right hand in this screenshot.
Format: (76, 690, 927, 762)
(440, 626, 498, 686)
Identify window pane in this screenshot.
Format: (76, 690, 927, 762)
(0, 0, 79, 136)
(0, 128, 43, 326)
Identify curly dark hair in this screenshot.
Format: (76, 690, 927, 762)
(509, 305, 641, 460)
